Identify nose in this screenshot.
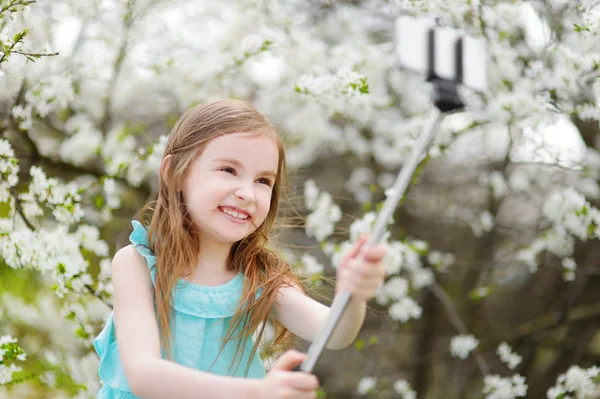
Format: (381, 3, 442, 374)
(234, 183, 255, 204)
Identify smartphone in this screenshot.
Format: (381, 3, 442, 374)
(395, 15, 487, 92)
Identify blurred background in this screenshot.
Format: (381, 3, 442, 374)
(1, 0, 600, 398)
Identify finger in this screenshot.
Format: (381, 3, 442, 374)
(283, 388, 317, 399)
(347, 261, 385, 286)
(342, 235, 369, 264)
(272, 350, 306, 371)
(361, 244, 388, 262)
(284, 373, 319, 391)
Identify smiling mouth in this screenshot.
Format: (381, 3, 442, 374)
(219, 206, 251, 221)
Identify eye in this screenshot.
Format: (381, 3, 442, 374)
(220, 167, 236, 175)
(257, 177, 273, 186)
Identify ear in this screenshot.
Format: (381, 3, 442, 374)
(160, 154, 172, 183)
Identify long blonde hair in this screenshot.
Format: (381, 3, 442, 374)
(140, 99, 301, 374)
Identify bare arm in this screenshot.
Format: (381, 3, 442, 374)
(269, 284, 366, 350)
(271, 238, 387, 350)
(112, 246, 261, 399)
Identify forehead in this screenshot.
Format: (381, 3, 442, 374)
(200, 132, 279, 170)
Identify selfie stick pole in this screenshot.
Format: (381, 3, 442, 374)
(296, 79, 467, 373)
(294, 12, 485, 372)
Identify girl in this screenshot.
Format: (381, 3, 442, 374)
(94, 99, 387, 399)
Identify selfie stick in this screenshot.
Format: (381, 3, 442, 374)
(295, 15, 486, 374)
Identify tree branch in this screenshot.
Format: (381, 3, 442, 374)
(430, 282, 490, 376)
(101, 0, 136, 135)
(9, 188, 36, 231)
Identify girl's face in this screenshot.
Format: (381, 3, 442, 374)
(181, 132, 279, 246)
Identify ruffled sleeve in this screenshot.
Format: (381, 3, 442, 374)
(129, 220, 156, 269)
(93, 221, 158, 392)
(93, 312, 132, 392)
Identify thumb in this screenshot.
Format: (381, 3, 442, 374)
(271, 350, 306, 371)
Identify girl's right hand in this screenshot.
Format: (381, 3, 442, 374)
(257, 350, 319, 399)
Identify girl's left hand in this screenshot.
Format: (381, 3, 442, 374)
(335, 235, 387, 301)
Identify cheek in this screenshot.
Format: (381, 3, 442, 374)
(257, 189, 273, 214)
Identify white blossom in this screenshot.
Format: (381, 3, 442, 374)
(411, 267, 434, 289)
(304, 179, 319, 210)
(378, 276, 409, 304)
(483, 374, 528, 399)
(393, 379, 417, 399)
(298, 254, 324, 276)
(24, 75, 74, 117)
(547, 365, 600, 399)
(450, 335, 479, 360)
(562, 257, 577, 282)
(59, 130, 103, 166)
(0, 139, 19, 202)
(488, 171, 509, 199)
(305, 191, 341, 242)
(389, 297, 422, 322)
(349, 212, 376, 242)
(382, 241, 403, 275)
(103, 178, 121, 209)
(543, 189, 597, 241)
(0, 335, 26, 386)
(427, 250, 455, 272)
(295, 69, 370, 114)
(497, 342, 522, 370)
(0, 363, 22, 385)
(346, 167, 375, 203)
(357, 376, 376, 395)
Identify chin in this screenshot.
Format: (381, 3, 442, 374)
(218, 230, 254, 244)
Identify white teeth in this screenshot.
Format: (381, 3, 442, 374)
(222, 208, 248, 219)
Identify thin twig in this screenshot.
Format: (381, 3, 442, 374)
(12, 50, 59, 58)
(84, 284, 113, 308)
(511, 301, 600, 340)
(430, 282, 490, 376)
(9, 189, 35, 231)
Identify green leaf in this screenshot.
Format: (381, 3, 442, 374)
(75, 325, 88, 340)
(358, 77, 369, 94)
(588, 223, 596, 237)
(468, 286, 492, 303)
(94, 195, 105, 210)
(57, 263, 66, 274)
(117, 125, 129, 142)
(0, 201, 11, 218)
(354, 339, 365, 350)
(259, 40, 272, 52)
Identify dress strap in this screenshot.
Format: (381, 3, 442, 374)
(129, 220, 157, 270)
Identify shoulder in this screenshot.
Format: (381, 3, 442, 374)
(111, 245, 153, 291)
(270, 279, 306, 317)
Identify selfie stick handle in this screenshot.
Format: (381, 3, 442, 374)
(297, 104, 446, 373)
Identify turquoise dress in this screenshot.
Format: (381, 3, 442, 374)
(93, 221, 266, 398)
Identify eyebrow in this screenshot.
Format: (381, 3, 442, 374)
(213, 157, 277, 179)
